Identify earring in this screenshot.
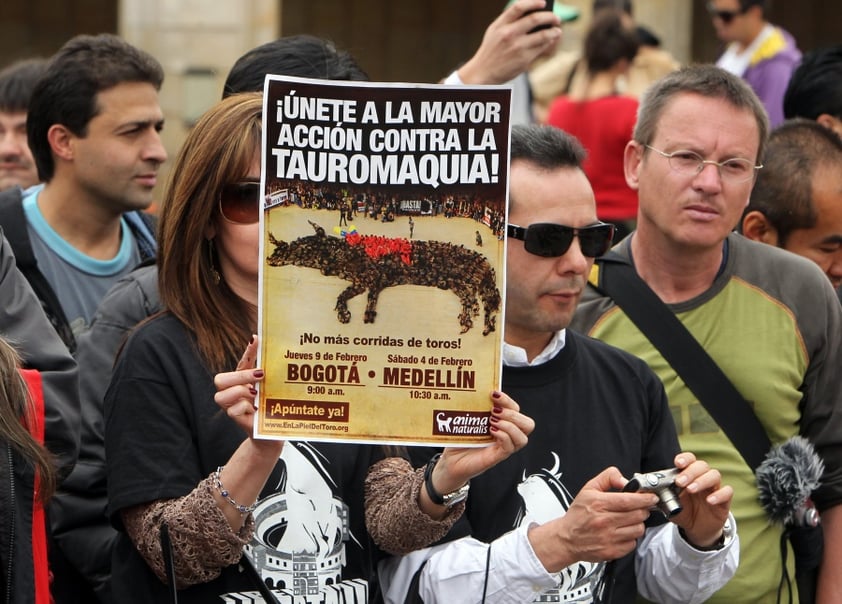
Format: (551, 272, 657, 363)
(208, 239, 221, 285)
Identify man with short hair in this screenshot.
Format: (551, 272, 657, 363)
(0, 33, 166, 603)
(376, 124, 738, 604)
(708, 0, 801, 126)
(573, 65, 842, 602)
(52, 33, 371, 604)
(0, 34, 163, 353)
(0, 58, 46, 191)
(781, 44, 842, 304)
(740, 119, 842, 293)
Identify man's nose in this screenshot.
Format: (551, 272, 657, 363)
(0, 132, 24, 155)
(143, 131, 168, 165)
(556, 237, 590, 274)
(693, 161, 724, 191)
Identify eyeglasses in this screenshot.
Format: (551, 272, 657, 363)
(506, 222, 615, 258)
(706, 3, 745, 24)
(219, 181, 261, 224)
(644, 145, 762, 183)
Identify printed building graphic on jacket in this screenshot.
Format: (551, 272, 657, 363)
(226, 443, 368, 602)
(515, 453, 605, 603)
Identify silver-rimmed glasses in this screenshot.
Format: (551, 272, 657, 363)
(644, 145, 762, 183)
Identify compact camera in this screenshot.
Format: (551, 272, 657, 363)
(623, 468, 683, 518)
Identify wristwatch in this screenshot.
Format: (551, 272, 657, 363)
(424, 453, 470, 507)
(679, 517, 734, 551)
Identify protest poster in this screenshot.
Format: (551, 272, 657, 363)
(256, 75, 510, 446)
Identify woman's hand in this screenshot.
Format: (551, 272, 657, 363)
(430, 391, 535, 496)
(213, 336, 265, 437)
(212, 337, 283, 529)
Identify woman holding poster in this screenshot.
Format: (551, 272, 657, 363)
(104, 92, 533, 603)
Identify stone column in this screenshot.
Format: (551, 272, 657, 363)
(634, 0, 693, 65)
(118, 0, 280, 200)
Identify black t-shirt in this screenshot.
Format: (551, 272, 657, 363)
(411, 331, 679, 603)
(105, 313, 386, 603)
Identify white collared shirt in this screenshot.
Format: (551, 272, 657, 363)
(502, 329, 566, 368)
(380, 515, 738, 604)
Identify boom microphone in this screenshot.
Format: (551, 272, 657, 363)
(756, 436, 824, 527)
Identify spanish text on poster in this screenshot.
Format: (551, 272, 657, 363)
(257, 75, 510, 445)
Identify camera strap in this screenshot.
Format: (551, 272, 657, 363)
(591, 253, 772, 470)
(402, 544, 491, 604)
(160, 523, 179, 604)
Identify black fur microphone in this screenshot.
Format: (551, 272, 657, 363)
(756, 436, 824, 527)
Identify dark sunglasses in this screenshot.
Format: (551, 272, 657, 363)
(706, 3, 745, 24)
(507, 222, 615, 258)
(219, 181, 261, 224)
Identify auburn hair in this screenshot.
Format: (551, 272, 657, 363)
(157, 92, 263, 372)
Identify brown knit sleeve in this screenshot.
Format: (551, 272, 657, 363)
(120, 473, 255, 588)
(364, 456, 464, 555)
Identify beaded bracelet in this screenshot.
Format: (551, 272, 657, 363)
(212, 466, 258, 515)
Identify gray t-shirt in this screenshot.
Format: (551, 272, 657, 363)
(23, 187, 140, 337)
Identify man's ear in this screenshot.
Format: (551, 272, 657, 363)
(46, 124, 74, 162)
(741, 210, 780, 245)
(624, 141, 643, 191)
(816, 114, 842, 139)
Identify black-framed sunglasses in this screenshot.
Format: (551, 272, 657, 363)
(506, 222, 615, 258)
(706, 3, 745, 24)
(219, 181, 261, 224)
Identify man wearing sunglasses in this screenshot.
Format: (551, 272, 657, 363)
(382, 124, 737, 604)
(572, 65, 842, 602)
(708, 0, 800, 127)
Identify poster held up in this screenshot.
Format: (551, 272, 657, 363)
(257, 75, 510, 446)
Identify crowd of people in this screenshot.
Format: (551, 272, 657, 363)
(276, 180, 507, 239)
(0, 0, 840, 603)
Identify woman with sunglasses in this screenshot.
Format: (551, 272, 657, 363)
(103, 92, 533, 603)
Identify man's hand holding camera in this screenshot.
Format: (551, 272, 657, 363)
(528, 465, 657, 573)
(666, 453, 734, 550)
(527, 452, 734, 573)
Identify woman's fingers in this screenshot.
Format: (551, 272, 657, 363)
(490, 391, 535, 437)
(235, 335, 259, 371)
(214, 367, 264, 392)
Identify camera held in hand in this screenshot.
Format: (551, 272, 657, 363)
(623, 468, 683, 518)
